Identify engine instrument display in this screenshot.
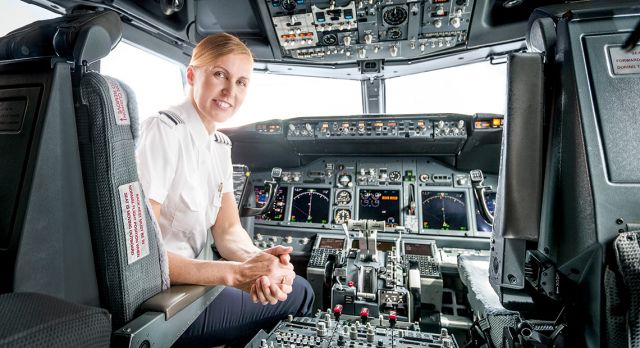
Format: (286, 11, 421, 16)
(351, 240, 396, 252)
(254, 186, 288, 221)
(475, 191, 496, 232)
(319, 237, 345, 249)
(290, 187, 331, 224)
(358, 189, 401, 227)
(421, 191, 468, 231)
(404, 242, 433, 257)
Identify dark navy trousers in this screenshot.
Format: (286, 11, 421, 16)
(174, 275, 314, 347)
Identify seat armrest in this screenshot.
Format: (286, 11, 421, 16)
(140, 285, 222, 320)
(113, 285, 225, 348)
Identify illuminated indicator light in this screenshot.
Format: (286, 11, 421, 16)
(417, 121, 424, 126)
(373, 122, 384, 127)
(492, 118, 502, 127)
(347, 281, 354, 287)
(475, 121, 490, 129)
(322, 123, 329, 128)
(388, 121, 397, 126)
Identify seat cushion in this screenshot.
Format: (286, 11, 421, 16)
(0, 292, 111, 348)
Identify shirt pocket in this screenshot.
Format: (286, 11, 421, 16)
(172, 191, 205, 233)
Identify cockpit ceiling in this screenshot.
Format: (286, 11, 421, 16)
(28, 0, 574, 77)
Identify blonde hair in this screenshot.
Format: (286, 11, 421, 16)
(189, 33, 253, 67)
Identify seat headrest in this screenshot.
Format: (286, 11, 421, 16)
(0, 11, 121, 64)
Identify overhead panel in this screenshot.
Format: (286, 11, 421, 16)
(266, 0, 475, 63)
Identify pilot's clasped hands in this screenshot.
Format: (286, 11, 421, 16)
(232, 245, 295, 305)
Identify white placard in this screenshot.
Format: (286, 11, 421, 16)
(105, 76, 130, 125)
(609, 46, 640, 75)
(118, 182, 150, 264)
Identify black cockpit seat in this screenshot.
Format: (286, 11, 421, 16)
(460, 1, 640, 347)
(0, 11, 224, 347)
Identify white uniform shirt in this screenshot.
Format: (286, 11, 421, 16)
(136, 99, 233, 259)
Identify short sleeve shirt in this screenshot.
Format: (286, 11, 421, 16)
(136, 99, 234, 259)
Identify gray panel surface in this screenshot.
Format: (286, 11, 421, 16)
(584, 34, 640, 183)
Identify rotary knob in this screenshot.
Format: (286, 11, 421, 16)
(434, 19, 442, 28)
(364, 34, 373, 44)
(450, 17, 461, 28)
(316, 321, 327, 337)
(305, 123, 313, 132)
(343, 36, 351, 46)
(284, 236, 292, 244)
(301, 237, 309, 244)
(255, 233, 263, 241)
(457, 120, 465, 128)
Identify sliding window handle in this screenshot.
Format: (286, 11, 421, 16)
(470, 169, 494, 225)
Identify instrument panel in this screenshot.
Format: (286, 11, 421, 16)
(248, 156, 497, 238)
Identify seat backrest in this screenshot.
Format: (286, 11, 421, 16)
(489, 51, 545, 311)
(77, 70, 168, 328)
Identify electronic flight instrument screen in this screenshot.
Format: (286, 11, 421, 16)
(421, 191, 468, 231)
(358, 189, 400, 227)
(319, 237, 345, 249)
(351, 239, 396, 252)
(404, 242, 434, 257)
(475, 191, 497, 232)
(254, 186, 288, 221)
(290, 187, 331, 224)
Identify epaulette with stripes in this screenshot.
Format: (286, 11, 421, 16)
(213, 131, 232, 147)
(157, 110, 185, 128)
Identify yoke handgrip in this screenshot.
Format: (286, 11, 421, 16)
(240, 167, 282, 217)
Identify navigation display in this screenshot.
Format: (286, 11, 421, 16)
(421, 191, 468, 231)
(358, 189, 400, 227)
(475, 191, 496, 232)
(254, 186, 288, 221)
(290, 187, 331, 224)
(405, 242, 433, 256)
(319, 237, 344, 249)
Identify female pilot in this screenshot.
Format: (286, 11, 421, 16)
(136, 33, 313, 347)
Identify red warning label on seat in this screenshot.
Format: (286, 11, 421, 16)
(119, 182, 150, 264)
(105, 76, 130, 125)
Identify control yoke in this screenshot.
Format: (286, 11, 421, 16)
(240, 167, 282, 217)
(470, 169, 494, 225)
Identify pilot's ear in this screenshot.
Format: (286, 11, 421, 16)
(186, 65, 196, 86)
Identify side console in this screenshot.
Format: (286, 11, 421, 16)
(402, 239, 443, 312)
(307, 234, 347, 312)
